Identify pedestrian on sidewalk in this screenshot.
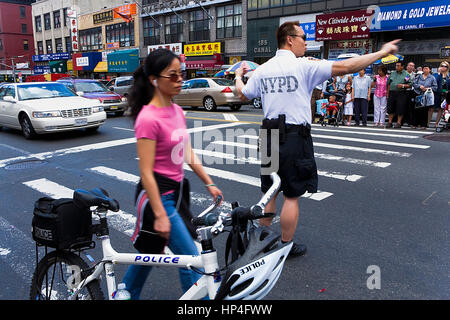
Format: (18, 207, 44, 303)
(371, 65, 389, 127)
(122, 49, 223, 299)
(386, 61, 412, 128)
(403, 61, 416, 126)
(343, 82, 354, 126)
(234, 20, 400, 258)
(352, 69, 372, 126)
(432, 61, 450, 128)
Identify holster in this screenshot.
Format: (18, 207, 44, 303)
(261, 114, 287, 143)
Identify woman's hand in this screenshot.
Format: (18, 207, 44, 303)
(154, 214, 171, 240)
(206, 185, 224, 205)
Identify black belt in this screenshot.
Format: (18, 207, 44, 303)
(285, 123, 311, 136)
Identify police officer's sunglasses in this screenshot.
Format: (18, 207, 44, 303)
(289, 34, 307, 41)
(158, 73, 183, 82)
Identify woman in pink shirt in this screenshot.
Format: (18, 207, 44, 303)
(122, 49, 223, 299)
(371, 65, 389, 127)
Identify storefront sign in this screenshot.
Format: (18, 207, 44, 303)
(76, 57, 89, 67)
(93, 10, 113, 24)
(16, 62, 29, 69)
(316, 10, 371, 41)
(229, 56, 241, 64)
(70, 16, 79, 51)
(32, 52, 71, 62)
(184, 42, 221, 57)
(327, 40, 373, 60)
(106, 42, 120, 49)
(369, 0, 450, 32)
(441, 47, 450, 59)
(107, 49, 139, 73)
(300, 22, 316, 41)
(33, 66, 51, 74)
(113, 4, 137, 19)
(72, 52, 102, 71)
(148, 43, 183, 55)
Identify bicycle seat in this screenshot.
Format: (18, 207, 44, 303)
(73, 188, 120, 212)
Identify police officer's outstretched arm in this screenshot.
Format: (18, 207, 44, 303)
(332, 39, 401, 77)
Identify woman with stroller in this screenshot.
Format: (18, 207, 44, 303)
(432, 61, 450, 128)
(371, 65, 389, 127)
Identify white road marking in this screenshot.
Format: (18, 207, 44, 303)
(311, 134, 430, 149)
(311, 127, 419, 139)
(223, 113, 239, 122)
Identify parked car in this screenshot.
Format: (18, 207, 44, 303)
(57, 78, 128, 116)
(0, 82, 106, 139)
(173, 78, 244, 111)
(108, 76, 133, 97)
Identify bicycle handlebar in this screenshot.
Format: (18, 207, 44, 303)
(192, 173, 281, 229)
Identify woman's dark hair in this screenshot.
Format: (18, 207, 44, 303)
(378, 65, 387, 75)
(129, 49, 180, 121)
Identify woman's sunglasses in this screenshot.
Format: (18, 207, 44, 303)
(158, 73, 183, 82)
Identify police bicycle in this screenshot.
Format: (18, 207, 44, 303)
(30, 173, 293, 300)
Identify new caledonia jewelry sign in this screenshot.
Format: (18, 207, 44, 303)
(368, 0, 450, 32)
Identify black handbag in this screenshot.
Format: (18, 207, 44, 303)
(32, 197, 93, 250)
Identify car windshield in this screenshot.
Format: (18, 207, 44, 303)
(17, 83, 78, 101)
(74, 81, 109, 93)
(212, 78, 234, 86)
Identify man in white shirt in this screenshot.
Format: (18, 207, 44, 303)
(234, 21, 400, 257)
(352, 69, 372, 126)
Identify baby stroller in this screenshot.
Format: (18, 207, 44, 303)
(316, 98, 342, 127)
(435, 105, 449, 133)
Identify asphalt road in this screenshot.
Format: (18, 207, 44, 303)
(0, 104, 449, 300)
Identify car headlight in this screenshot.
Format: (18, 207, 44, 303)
(92, 106, 104, 113)
(32, 111, 61, 118)
(121, 97, 127, 102)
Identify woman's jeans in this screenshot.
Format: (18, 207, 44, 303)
(122, 192, 201, 300)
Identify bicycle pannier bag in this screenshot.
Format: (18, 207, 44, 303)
(32, 197, 92, 249)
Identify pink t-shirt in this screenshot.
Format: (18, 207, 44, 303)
(374, 75, 389, 98)
(134, 103, 189, 183)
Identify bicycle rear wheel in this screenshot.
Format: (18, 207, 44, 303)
(30, 250, 105, 300)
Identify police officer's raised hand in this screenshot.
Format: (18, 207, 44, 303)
(380, 39, 401, 57)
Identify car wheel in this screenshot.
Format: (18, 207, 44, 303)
(86, 126, 100, 133)
(253, 98, 262, 109)
(230, 105, 242, 111)
(20, 114, 37, 139)
(115, 111, 125, 116)
(203, 97, 217, 111)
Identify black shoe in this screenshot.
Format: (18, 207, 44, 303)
(288, 242, 307, 258)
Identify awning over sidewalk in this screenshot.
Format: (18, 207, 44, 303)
(94, 61, 108, 73)
(185, 60, 223, 70)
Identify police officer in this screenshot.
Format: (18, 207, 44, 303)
(235, 21, 400, 257)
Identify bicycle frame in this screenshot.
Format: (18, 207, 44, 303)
(71, 233, 221, 300)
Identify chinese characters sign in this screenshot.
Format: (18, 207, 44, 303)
(148, 43, 183, 55)
(316, 10, 370, 41)
(93, 10, 113, 24)
(70, 15, 79, 52)
(113, 4, 137, 19)
(327, 40, 374, 59)
(184, 42, 221, 57)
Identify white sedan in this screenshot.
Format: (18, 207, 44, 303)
(0, 82, 107, 139)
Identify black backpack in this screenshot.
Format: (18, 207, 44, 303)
(32, 197, 93, 250)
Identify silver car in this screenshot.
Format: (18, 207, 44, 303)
(108, 76, 133, 97)
(173, 78, 244, 111)
(0, 82, 106, 139)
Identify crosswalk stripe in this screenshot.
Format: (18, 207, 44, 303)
(311, 134, 430, 149)
(223, 113, 239, 122)
(314, 152, 391, 168)
(311, 127, 419, 139)
(193, 149, 363, 182)
(210, 140, 412, 157)
(182, 164, 334, 201)
(311, 123, 430, 135)
(23, 178, 137, 236)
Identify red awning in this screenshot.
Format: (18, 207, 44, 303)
(185, 60, 223, 70)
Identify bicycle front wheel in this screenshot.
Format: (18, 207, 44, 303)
(30, 250, 105, 300)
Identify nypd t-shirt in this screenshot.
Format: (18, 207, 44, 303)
(242, 50, 333, 125)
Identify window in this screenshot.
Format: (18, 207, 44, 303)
(0, 39, 3, 51)
(63, 8, 68, 27)
(248, 0, 258, 10)
(189, 10, 210, 42)
(35, 16, 42, 32)
(55, 38, 63, 53)
(216, 4, 241, 39)
(44, 13, 51, 30)
(65, 36, 72, 53)
(106, 22, 135, 47)
(165, 15, 184, 43)
(46, 39, 53, 53)
(143, 17, 160, 46)
(142, 0, 159, 4)
(258, 0, 270, 9)
(22, 24, 27, 34)
(54, 10, 61, 29)
(23, 40, 29, 51)
(79, 27, 102, 51)
(191, 79, 209, 89)
(20, 6, 26, 18)
(37, 41, 44, 54)
(116, 78, 133, 87)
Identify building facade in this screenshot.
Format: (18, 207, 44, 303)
(0, 0, 36, 80)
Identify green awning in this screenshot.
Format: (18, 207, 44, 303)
(107, 49, 139, 73)
(49, 60, 67, 73)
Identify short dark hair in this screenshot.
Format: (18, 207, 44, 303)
(422, 65, 431, 70)
(378, 65, 387, 75)
(276, 21, 300, 48)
